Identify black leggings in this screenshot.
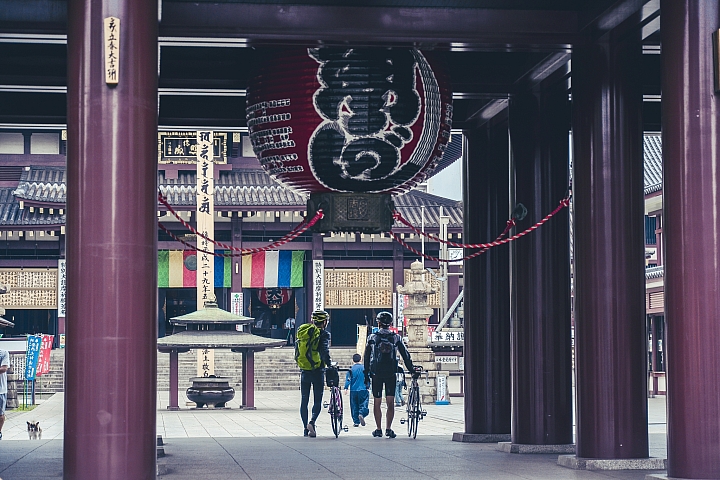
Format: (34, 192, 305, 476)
(300, 369, 324, 428)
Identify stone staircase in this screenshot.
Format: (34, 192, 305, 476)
(15, 346, 359, 393)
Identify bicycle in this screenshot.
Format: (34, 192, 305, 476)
(323, 363, 349, 438)
(400, 366, 427, 438)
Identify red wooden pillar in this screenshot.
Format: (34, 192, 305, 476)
(65, 0, 158, 478)
(662, 1, 720, 477)
(242, 349, 256, 409)
(571, 19, 648, 460)
(456, 118, 511, 440)
(509, 80, 573, 447)
(168, 349, 180, 411)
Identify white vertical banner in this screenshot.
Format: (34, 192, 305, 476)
(230, 291, 243, 316)
(57, 259, 66, 317)
(392, 292, 397, 328)
(103, 17, 120, 84)
(196, 131, 214, 310)
(312, 260, 324, 312)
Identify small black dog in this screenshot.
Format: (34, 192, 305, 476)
(27, 421, 42, 440)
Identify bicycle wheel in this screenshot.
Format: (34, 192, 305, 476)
(330, 388, 340, 438)
(406, 386, 419, 438)
(336, 388, 344, 434)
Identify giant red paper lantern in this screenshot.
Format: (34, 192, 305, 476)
(246, 48, 453, 195)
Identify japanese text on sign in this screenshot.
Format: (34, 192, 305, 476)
(57, 259, 66, 317)
(103, 17, 120, 85)
(312, 260, 324, 312)
(196, 131, 215, 310)
(431, 330, 464, 343)
(24, 335, 42, 380)
(36, 334, 54, 376)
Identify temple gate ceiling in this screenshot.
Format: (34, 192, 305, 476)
(0, 0, 660, 131)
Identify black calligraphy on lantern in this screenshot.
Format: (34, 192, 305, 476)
(307, 48, 434, 192)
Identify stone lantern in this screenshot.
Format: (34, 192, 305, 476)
(397, 260, 438, 403)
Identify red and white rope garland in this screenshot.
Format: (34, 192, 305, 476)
(158, 189, 569, 262)
(157, 192, 323, 256)
(390, 196, 570, 262)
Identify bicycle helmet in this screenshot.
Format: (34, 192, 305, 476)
(311, 310, 330, 324)
(376, 311, 393, 326)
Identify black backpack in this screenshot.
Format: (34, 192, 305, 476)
(370, 332, 398, 375)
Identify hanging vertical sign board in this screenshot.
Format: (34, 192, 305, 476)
(197, 131, 215, 377)
(57, 259, 66, 317)
(312, 260, 324, 312)
(103, 17, 120, 85)
(196, 131, 215, 310)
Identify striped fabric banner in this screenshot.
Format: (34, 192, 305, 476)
(158, 250, 231, 288)
(242, 250, 304, 288)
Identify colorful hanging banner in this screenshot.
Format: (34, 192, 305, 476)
(241, 251, 304, 288)
(24, 335, 42, 381)
(36, 334, 54, 376)
(158, 250, 231, 288)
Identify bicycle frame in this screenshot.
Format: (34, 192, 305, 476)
(324, 366, 349, 438)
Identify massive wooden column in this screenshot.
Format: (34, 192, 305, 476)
(571, 23, 647, 459)
(662, 1, 720, 477)
(458, 118, 511, 438)
(65, 0, 158, 478)
(509, 81, 573, 447)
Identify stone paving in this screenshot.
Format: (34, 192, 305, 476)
(0, 391, 670, 479)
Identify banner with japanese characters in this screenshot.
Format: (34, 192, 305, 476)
(196, 348, 215, 378)
(196, 131, 215, 310)
(312, 260, 324, 312)
(36, 334, 54, 376)
(57, 259, 66, 317)
(24, 335, 42, 381)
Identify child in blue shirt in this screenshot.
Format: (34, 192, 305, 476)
(344, 353, 369, 427)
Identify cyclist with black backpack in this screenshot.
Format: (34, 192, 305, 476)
(363, 311, 417, 438)
(295, 310, 332, 437)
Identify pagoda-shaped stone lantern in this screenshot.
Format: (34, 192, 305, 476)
(397, 260, 438, 403)
(157, 297, 284, 410)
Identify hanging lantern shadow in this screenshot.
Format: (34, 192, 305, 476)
(307, 192, 394, 234)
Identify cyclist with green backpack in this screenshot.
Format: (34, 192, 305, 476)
(363, 311, 417, 438)
(295, 310, 332, 437)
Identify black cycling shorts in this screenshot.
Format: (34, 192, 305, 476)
(371, 374, 397, 399)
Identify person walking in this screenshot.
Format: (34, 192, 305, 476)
(285, 317, 296, 346)
(0, 348, 9, 440)
(344, 353, 369, 427)
(295, 310, 332, 438)
(364, 311, 416, 438)
(394, 364, 406, 407)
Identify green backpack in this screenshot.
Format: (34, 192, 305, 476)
(295, 323, 321, 371)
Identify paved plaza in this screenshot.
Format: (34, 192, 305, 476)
(0, 390, 670, 479)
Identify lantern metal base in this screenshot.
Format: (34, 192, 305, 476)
(307, 193, 394, 234)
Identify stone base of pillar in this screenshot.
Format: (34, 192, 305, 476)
(166, 406, 180, 411)
(241, 406, 257, 410)
(452, 432, 511, 443)
(558, 455, 667, 470)
(497, 442, 575, 454)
